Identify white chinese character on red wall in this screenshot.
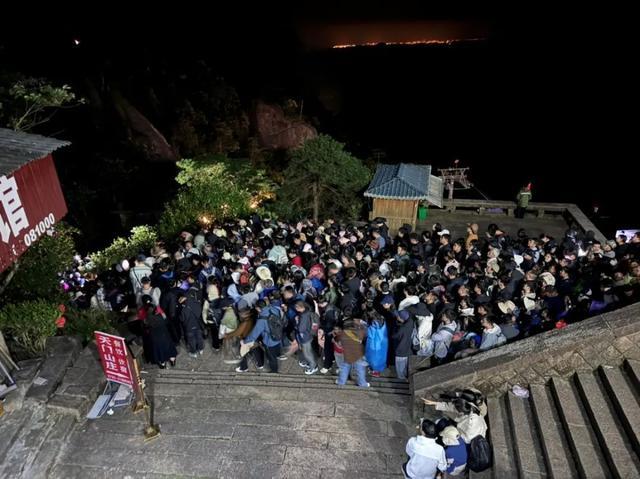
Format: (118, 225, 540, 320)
(0, 174, 29, 243)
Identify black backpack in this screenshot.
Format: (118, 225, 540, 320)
(267, 309, 286, 341)
(468, 435, 493, 472)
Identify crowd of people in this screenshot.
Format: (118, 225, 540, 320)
(68, 214, 639, 384)
(61, 213, 640, 478)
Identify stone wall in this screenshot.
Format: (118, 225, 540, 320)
(410, 302, 640, 419)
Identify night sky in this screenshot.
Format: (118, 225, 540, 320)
(1, 4, 636, 241)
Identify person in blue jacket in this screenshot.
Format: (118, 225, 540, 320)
(237, 300, 283, 373)
(439, 425, 467, 477)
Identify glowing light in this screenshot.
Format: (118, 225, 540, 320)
(331, 38, 485, 49)
(199, 215, 212, 225)
(73, 39, 81, 46)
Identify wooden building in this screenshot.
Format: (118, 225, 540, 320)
(364, 163, 443, 233)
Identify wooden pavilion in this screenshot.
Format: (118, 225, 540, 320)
(364, 163, 443, 233)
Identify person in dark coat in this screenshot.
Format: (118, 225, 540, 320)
(392, 309, 414, 379)
(178, 290, 204, 357)
(319, 295, 341, 374)
(160, 280, 184, 344)
(141, 296, 177, 368)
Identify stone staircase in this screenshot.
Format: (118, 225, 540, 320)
(487, 359, 640, 479)
(47, 365, 414, 478)
(151, 368, 411, 397)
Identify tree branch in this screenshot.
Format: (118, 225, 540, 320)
(0, 260, 20, 297)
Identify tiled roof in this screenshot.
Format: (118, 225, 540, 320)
(0, 128, 70, 176)
(365, 163, 432, 199)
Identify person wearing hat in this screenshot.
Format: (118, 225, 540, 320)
(392, 309, 413, 379)
(402, 418, 447, 479)
(439, 426, 468, 477)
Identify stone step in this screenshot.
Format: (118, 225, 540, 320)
(505, 391, 548, 477)
(469, 469, 492, 479)
(155, 370, 409, 389)
(154, 369, 409, 389)
(151, 376, 410, 396)
(549, 377, 610, 479)
(529, 384, 577, 479)
(24, 336, 82, 405)
(575, 372, 640, 478)
(487, 395, 518, 479)
(599, 365, 640, 458)
(623, 359, 640, 396)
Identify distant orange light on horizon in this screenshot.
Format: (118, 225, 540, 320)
(298, 20, 490, 49)
(331, 38, 485, 49)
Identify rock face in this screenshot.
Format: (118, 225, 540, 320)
(254, 101, 317, 150)
(111, 90, 178, 162)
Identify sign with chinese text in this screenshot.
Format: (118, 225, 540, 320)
(95, 331, 134, 387)
(0, 154, 67, 273)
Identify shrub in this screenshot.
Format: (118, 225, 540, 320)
(157, 156, 274, 239)
(64, 308, 118, 344)
(0, 300, 58, 357)
(2, 223, 78, 303)
(88, 225, 157, 273)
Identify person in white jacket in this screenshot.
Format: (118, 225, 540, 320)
(403, 418, 447, 479)
(422, 397, 488, 444)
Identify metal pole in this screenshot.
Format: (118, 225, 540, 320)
(129, 352, 160, 442)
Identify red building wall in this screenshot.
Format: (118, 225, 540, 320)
(0, 154, 68, 273)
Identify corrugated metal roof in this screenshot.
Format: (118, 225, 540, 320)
(0, 128, 70, 176)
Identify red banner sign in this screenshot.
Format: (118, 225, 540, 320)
(0, 154, 68, 273)
(95, 331, 134, 387)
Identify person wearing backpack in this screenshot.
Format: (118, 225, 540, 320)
(334, 319, 369, 388)
(294, 300, 318, 374)
(403, 418, 447, 479)
(422, 397, 488, 445)
(421, 394, 491, 473)
(237, 300, 283, 373)
(439, 426, 468, 477)
(418, 310, 458, 362)
(479, 317, 507, 351)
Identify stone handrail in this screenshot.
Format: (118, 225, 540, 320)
(409, 302, 640, 420)
(439, 199, 606, 244)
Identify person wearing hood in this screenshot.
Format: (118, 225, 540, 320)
(403, 418, 447, 479)
(479, 316, 507, 351)
(439, 426, 468, 477)
(294, 300, 318, 374)
(399, 285, 420, 311)
(392, 309, 414, 379)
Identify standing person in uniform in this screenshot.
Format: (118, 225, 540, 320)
(515, 183, 532, 219)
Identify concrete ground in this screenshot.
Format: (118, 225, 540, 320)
(2, 344, 413, 479)
(417, 209, 571, 240)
